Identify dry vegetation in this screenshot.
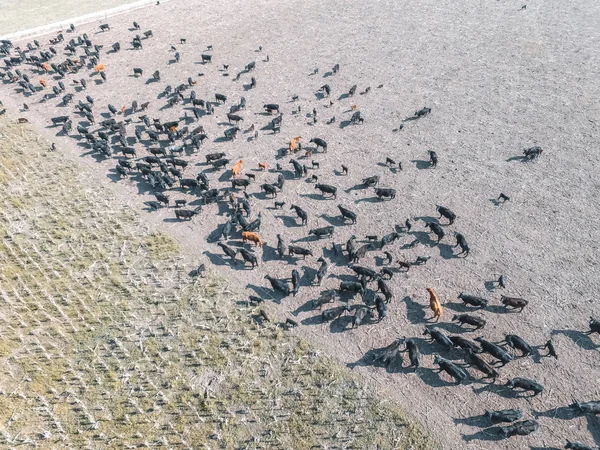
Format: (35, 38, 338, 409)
(0, 115, 434, 449)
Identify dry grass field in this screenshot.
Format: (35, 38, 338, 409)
(0, 0, 142, 36)
(0, 116, 433, 449)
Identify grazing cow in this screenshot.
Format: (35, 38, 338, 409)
(405, 339, 421, 368)
(351, 111, 364, 124)
(458, 293, 488, 309)
(264, 275, 289, 296)
(310, 137, 327, 152)
(231, 160, 243, 176)
(570, 400, 600, 415)
(350, 265, 378, 281)
(427, 288, 443, 321)
(242, 231, 263, 247)
(505, 334, 533, 356)
(454, 233, 470, 256)
(238, 248, 258, 268)
(362, 175, 379, 187)
(352, 306, 373, 328)
(424, 327, 453, 349)
(475, 337, 514, 366)
(501, 296, 528, 312)
(523, 146, 543, 160)
(340, 281, 365, 297)
(500, 420, 539, 438)
(433, 354, 467, 384)
(315, 257, 329, 285)
(429, 150, 438, 167)
(206, 152, 226, 163)
(289, 245, 312, 259)
(291, 269, 300, 296)
(231, 178, 250, 190)
(315, 183, 337, 198)
(589, 317, 600, 335)
(175, 208, 201, 220)
(378, 278, 393, 303)
(465, 349, 499, 379)
(290, 204, 308, 225)
(351, 243, 373, 263)
(227, 113, 243, 125)
(289, 136, 302, 153)
(453, 314, 486, 330)
(322, 305, 349, 322)
(215, 93, 227, 103)
(99, 23, 110, 31)
(544, 339, 558, 359)
(374, 338, 403, 367)
(485, 409, 523, 424)
(506, 378, 544, 396)
(426, 222, 445, 242)
(201, 54, 212, 63)
(263, 103, 279, 114)
(261, 183, 277, 197)
(380, 232, 401, 247)
(224, 127, 240, 140)
(449, 336, 480, 353)
(217, 242, 237, 262)
(337, 204, 357, 224)
(375, 296, 388, 321)
(436, 205, 456, 225)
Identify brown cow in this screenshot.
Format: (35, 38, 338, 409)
(232, 160, 244, 177)
(427, 287, 443, 322)
(242, 231, 263, 247)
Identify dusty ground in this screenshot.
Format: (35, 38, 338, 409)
(1, 0, 600, 448)
(0, 0, 142, 35)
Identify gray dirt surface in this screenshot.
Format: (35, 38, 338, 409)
(1, 0, 600, 448)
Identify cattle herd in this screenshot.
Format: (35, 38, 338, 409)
(0, 15, 598, 449)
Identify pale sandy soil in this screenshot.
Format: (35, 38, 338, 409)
(1, 0, 600, 448)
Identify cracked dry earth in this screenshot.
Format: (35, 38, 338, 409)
(0, 0, 599, 449)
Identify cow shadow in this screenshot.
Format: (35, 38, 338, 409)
(337, 93, 350, 101)
(472, 383, 523, 399)
(339, 120, 352, 129)
(347, 345, 406, 373)
(411, 159, 431, 170)
(246, 283, 283, 303)
(329, 315, 354, 333)
(274, 215, 303, 228)
(261, 244, 280, 263)
(320, 214, 346, 226)
(203, 251, 238, 268)
(533, 406, 579, 421)
(551, 329, 600, 351)
(453, 413, 489, 428)
(434, 321, 471, 335)
(462, 426, 505, 442)
(404, 295, 427, 324)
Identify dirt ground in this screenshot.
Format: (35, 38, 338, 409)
(1, 0, 600, 448)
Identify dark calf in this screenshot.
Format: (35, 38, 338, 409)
(465, 349, 499, 379)
(501, 295, 528, 312)
(506, 377, 544, 396)
(405, 339, 421, 368)
(426, 222, 445, 243)
(362, 175, 379, 187)
(288, 245, 312, 259)
(337, 204, 357, 224)
(238, 248, 258, 268)
(458, 293, 488, 309)
(274, 201, 285, 209)
(374, 187, 395, 200)
(175, 208, 201, 220)
(322, 305, 349, 322)
(453, 314, 486, 329)
(523, 146, 543, 160)
(309, 137, 327, 152)
(454, 233, 470, 256)
(423, 327, 453, 349)
(433, 354, 467, 384)
(352, 306, 373, 328)
(315, 257, 329, 285)
(309, 226, 334, 239)
(314, 183, 336, 198)
(374, 338, 403, 367)
(475, 337, 513, 366)
(290, 204, 308, 225)
(264, 275, 289, 295)
(500, 420, 539, 438)
(436, 205, 456, 224)
(505, 334, 533, 356)
(485, 409, 522, 424)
